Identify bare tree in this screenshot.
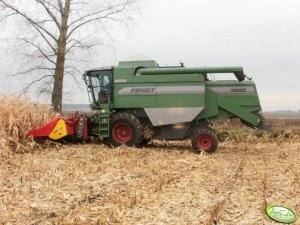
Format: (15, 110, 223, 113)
(0, 0, 140, 112)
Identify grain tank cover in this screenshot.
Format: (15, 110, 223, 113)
(136, 66, 246, 81)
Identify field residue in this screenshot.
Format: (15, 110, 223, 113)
(1, 97, 300, 224)
(1, 141, 300, 225)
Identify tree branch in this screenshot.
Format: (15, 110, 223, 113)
(67, 0, 131, 39)
(34, 0, 61, 30)
(12, 37, 56, 65)
(8, 67, 55, 78)
(19, 74, 54, 93)
(0, 0, 58, 42)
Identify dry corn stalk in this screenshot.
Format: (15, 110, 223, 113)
(0, 95, 54, 156)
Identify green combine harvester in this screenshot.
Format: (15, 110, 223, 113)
(27, 60, 271, 153)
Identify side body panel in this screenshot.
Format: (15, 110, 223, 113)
(196, 80, 262, 126)
(113, 62, 206, 126)
(114, 80, 205, 126)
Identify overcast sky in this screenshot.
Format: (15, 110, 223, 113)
(1, 0, 300, 111)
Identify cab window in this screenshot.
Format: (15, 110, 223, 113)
(88, 70, 113, 104)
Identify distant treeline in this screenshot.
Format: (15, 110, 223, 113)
(62, 104, 91, 112)
(264, 111, 300, 118)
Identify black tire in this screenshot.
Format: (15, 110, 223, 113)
(108, 112, 143, 147)
(191, 127, 218, 153)
(140, 138, 151, 146)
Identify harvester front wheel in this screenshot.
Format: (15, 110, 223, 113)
(108, 112, 143, 147)
(191, 127, 218, 153)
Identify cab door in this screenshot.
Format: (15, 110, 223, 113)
(88, 69, 113, 105)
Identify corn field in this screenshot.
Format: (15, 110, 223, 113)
(0, 96, 299, 224)
(0, 95, 55, 157)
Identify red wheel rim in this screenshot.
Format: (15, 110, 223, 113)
(112, 122, 133, 143)
(197, 134, 213, 151)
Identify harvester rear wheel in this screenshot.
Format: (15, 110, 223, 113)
(108, 112, 143, 147)
(191, 127, 218, 153)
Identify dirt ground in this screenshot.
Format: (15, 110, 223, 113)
(0, 140, 299, 225)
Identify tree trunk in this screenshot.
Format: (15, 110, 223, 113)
(51, 0, 71, 113)
(52, 35, 66, 113)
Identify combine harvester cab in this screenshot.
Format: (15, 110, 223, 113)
(27, 60, 271, 153)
